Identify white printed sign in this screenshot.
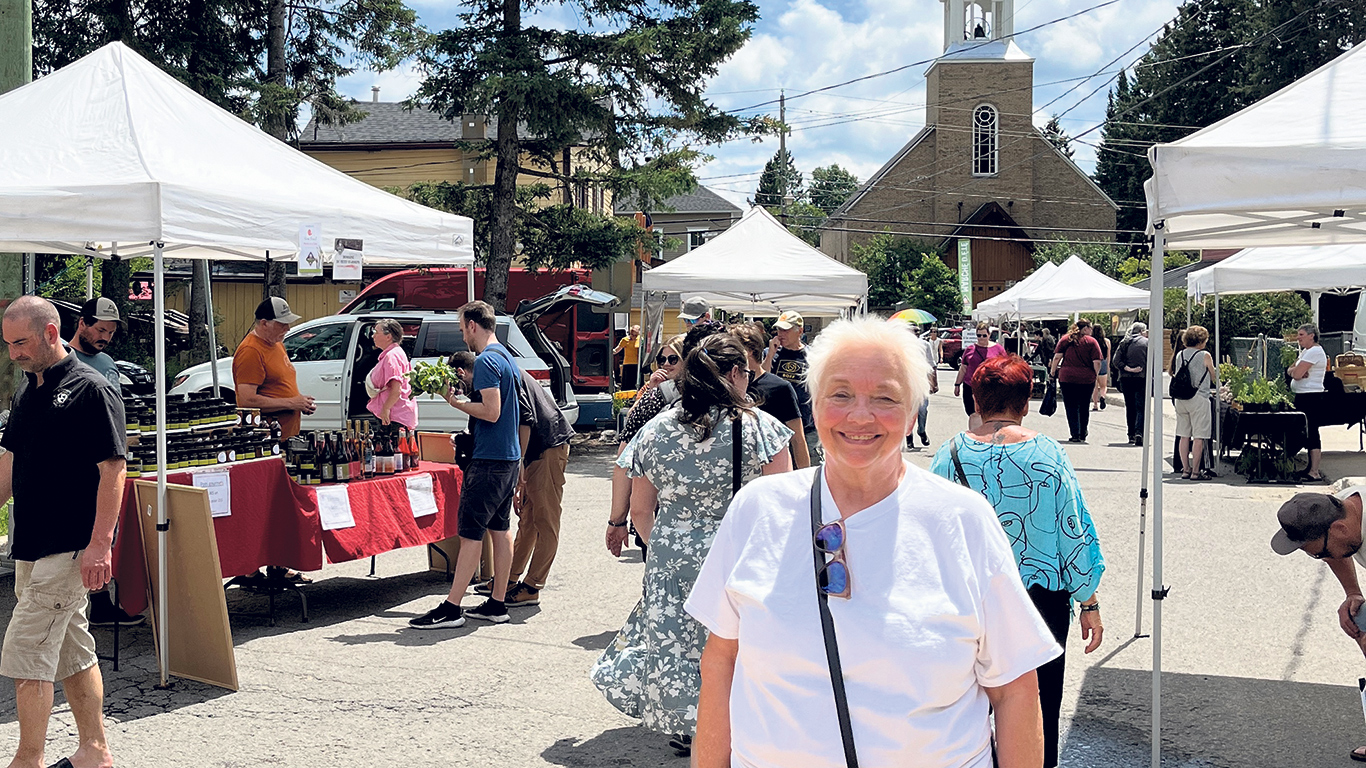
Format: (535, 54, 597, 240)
(191, 471, 232, 518)
(298, 223, 323, 277)
(316, 485, 355, 531)
(406, 473, 438, 519)
(333, 238, 363, 281)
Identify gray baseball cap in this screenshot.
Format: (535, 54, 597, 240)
(1270, 492, 1346, 555)
(679, 297, 710, 321)
(80, 297, 124, 327)
(255, 297, 302, 324)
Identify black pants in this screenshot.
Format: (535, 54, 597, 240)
(1059, 381, 1093, 440)
(1120, 376, 1145, 439)
(962, 383, 976, 416)
(1296, 391, 1327, 450)
(1028, 585, 1072, 768)
(620, 364, 639, 389)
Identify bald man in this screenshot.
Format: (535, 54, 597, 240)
(0, 295, 126, 768)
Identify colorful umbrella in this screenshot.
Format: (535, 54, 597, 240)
(889, 308, 936, 324)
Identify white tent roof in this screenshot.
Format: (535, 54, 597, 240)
(0, 42, 474, 264)
(1186, 244, 1366, 300)
(641, 206, 867, 316)
(978, 256, 1149, 319)
(971, 261, 1057, 320)
(1145, 41, 1366, 249)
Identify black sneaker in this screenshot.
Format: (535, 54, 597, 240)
(89, 593, 145, 627)
(409, 600, 466, 629)
(472, 579, 516, 597)
(919, 431, 929, 446)
(465, 599, 510, 623)
(506, 582, 540, 607)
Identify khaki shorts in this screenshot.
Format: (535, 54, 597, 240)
(1174, 396, 1213, 440)
(0, 552, 97, 682)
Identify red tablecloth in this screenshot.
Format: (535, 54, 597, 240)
(112, 459, 462, 615)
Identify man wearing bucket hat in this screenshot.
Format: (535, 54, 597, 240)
(1271, 484, 1366, 761)
(678, 297, 711, 324)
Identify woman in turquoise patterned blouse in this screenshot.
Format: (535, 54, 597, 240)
(930, 354, 1104, 768)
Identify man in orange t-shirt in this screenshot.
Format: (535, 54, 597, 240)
(233, 297, 315, 439)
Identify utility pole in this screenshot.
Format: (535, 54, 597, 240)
(0, 0, 32, 406)
(778, 89, 787, 221)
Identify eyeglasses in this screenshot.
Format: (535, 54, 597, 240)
(655, 354, 680, 366)
(814, 519, 851, 599)
(1312, 536, 1334, 559)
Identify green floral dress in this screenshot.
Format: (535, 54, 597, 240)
(591, 406, 792, 735)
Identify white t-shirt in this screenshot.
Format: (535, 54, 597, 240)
(1291, 345, 1328, 394)
(1339, 486, 1366, 572)
(684, 463, 1062, 768)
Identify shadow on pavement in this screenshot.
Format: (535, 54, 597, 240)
(542, 726, 682, 766)
(1063, 666, 1361, 767)
(572, 631, 617, 651)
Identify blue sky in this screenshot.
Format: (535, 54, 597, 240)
(335, 0, 1186, 207)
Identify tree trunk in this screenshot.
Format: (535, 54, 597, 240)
(484, 0, 522, 314)
(263, 0, 289, 300)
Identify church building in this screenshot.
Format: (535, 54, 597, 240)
(819, 0, 1117, 308)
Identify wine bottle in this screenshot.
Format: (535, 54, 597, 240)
(363, 424, 376, 478)
(319, 433, 335, 483)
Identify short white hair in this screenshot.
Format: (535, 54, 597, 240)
(806, 316, 931, 412)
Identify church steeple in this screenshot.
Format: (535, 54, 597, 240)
(941, 0, 1016, 51)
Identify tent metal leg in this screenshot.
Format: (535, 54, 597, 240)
(202, 260, 220, 396)
(1214, 294, 1221, 462)
(1148, 227, 1169, 768)
(154, 242, 170, 689)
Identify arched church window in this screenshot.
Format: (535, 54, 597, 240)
(972, 104, 998, 176)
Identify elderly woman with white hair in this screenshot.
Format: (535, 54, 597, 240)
(686, 317, 1061, 768)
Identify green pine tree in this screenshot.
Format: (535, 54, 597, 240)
(808, 164, 860, 214)
(755, 149, 803, 207)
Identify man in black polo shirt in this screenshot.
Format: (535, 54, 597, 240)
(0, 296, 126, 768)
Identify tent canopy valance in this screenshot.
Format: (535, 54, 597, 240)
(0, 42, 475, 265)
(972, 256, 1148, 320)
(1186, 244, 1366, 301)
(641, 206, 867, 316)
(1145, 41, 1366, 250)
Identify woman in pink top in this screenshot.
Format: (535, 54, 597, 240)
(953, 321, 1006, 429)
(367, 318, 417, 429)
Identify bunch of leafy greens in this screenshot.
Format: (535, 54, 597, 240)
(407, 360, 458, 397)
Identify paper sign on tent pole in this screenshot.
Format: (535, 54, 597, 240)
(334, 238, 363, 281)
(298, 223, 322, 277)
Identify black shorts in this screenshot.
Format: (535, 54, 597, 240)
(457, 459, 520, 541)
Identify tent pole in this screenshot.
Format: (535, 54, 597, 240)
(1214, 293, 1221, 462)
(467, 264, 476, 303)
(202, 260, 220, 396)
(153, 242, 170, 689)
(1147, 225, 1168, 768)
(85, 255, 94, 300)
(1185, 293, 1190, 327)
(1312, 290, 1321, 327)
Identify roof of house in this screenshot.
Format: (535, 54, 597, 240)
(614, 186, 744, 216)
(300, 102, 468, 145)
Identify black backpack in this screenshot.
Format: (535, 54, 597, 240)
(1169, 350, 1208, 400)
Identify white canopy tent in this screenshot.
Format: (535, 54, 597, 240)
(0, 42, 475, 686)
(641, 206, 868, 316)
(973, 256, 1149, 320)
(970, 261, 1056, 321)
(1185, 244, 1366, 332)
(1144, 40, 1366, 768)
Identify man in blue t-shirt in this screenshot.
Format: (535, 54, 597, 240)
(411, 300, 522, 630)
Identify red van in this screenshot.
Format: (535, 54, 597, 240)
(340, 267, 616, 393)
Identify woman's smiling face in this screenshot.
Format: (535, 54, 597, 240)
(813, 344, 915, 472)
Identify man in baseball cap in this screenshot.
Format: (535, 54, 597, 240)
(762, 310, 820, 465)
(233, 297, 312, 440)
(69, 298, 125, 393)
(255, 296, 302, 324)
(679, 297, 711, 323)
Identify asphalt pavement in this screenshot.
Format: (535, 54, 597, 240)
(0, 382, 1362, 766)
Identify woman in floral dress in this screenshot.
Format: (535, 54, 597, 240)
(592, 332, 793, 752)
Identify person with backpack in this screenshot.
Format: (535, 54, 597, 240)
(1169, 325, 1219, 481)
(1114, 323, 1149, 445)
(1049, 320, 1103, 443)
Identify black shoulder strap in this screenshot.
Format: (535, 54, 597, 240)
(949, 436, 971, 487)
(810, 468, 859, 768)
(732, 414, 743, 496)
